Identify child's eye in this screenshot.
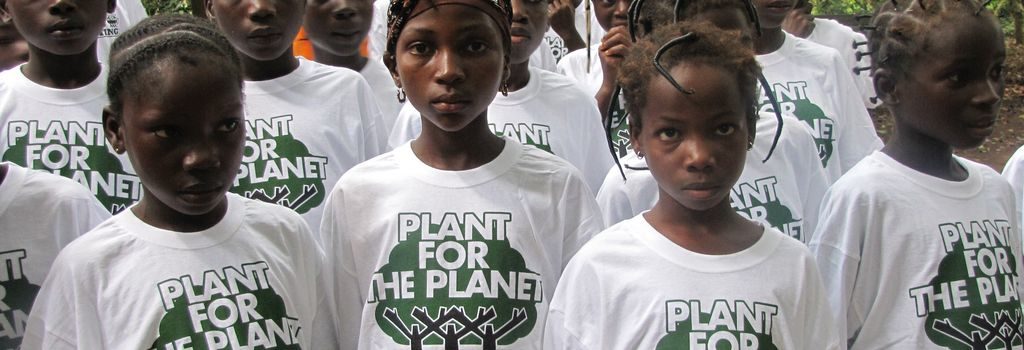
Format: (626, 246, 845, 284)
(715, 124, 736, 136)
(153, 128, 172, 138)
(409, 42, 433, 56)
(218, 119, 240, 132)
(466, 41, 489, 53)
(946, 72, 963, 85)
(990, 64, 1004, 81)
(656, 128, 679, 141)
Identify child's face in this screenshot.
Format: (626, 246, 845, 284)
(303, 0, 372, 57)
(890, 16, 1005, 149)
(591, 0, 627, 31)
(0, 20, 28, 69)
(208, 0, 304, 61)
(2, 0, 113, 55)
(111, 60, 245, 218)
(388, 4, 507, 132)
(631, 63, 749, 212)
(751, 0, 793, 29)
(509, 0, 548, 64)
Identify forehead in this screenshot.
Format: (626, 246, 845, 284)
(401, 4, 503, 34)
(642, 63, 745, 121)
(922, 15, 1004, 62)
(690, 7, 752, 32)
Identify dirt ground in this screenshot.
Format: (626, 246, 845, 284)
(870, 40, 1024, 171)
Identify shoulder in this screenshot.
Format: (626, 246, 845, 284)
(297, 59, 368, 88)
(960, 156, 1014, 194)
(235, 193, 308, 230)
(567, 217, 649, 266)
(335, 149, 403, 189)
(786, 34, 844, 68)
(826, 152, 895, 195)
(16, 165, 100, 206)
(513, 143, 586, 179)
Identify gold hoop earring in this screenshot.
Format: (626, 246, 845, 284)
(500, 81, 509, 97)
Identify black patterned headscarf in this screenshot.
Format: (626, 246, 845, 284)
(384, 0, 513, 61)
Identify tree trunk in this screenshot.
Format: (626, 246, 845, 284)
(1015, 0, 1023, 44)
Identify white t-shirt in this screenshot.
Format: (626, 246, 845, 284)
(528, 39, 559, 73)
(21, 193, 327, 350)
(368, 0, 390, 60)
(810, 151, 1024, 349)
(235, 57, 387, 234)
(596, 113, 829, 243)
(803, 18, 877, 109)
(0, 162, 109, 347)
(388, 67, 613, 192)
(757, 33, 882, 181)
(97, 0, 149, 65)
(359, 57, 402, 135)
(556, 45, 602, 97)
(318, 139, 604, 349)
(544, 215, 841, 349)
(1002, 145, 1024, 228)
(0, 65, 141, 214)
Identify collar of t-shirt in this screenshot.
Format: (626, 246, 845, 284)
(396, 137, 523, 188)
(631, 214, 782, 273)
(243, 57, 317, 96)
(871, 151, 985, 199)
(755, 32, 798, 67)
(119, 193, 246, 249)
(493, 66, 543, 106)
(2, 63, 107, 105)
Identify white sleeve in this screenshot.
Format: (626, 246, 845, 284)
(530, 40, 559, 73)
(827, 52, 883, 174)
(21, 252, 103, 350)
(351, 75, 389, 160)
(809, 185, 869, 346)
(368, 0, 390, 59)
(796, 251, 844, 350)
(788, 122, 830, 243)
(387, 104, 421, 150)
(318, 185, 367, 350)
(543, 255, 598, 350)
(1002, 145, 1024, 226)
(543, 309, 592, 350)
(557, 170, 604, 270)
(575, 98, 615, 194)
(595, 167, 634, 226)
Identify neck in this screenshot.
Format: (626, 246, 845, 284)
(506, 60, 531, 92)
(22, 45, 101, 89)
(754, 27, 786, 55)
(132, 194, 228, 232)
(645, 192, 762, 255)
(312, 46, 368, 71)
(241, 49, 300, 81)
(883, 116, 966, 181)
(411, 112, 505, 170)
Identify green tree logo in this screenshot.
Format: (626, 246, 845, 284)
(370, 212, 542, 349)
(232, 115, 328, 214)
(730, 177, 802, 241)
(759, 81, 836, 167)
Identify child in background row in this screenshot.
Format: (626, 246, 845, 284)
(207, 0, 387, 234)
(752, 0, 881, 181)
(0, 0, 140, 213)
(596, 0, 829, 242)
(387, 0, 611, 192)
(783, 0, 878, 109)
(23, 16, 327, 349)
(545, 22, 839, 349)
(304, 0, 403, 133)
(810, 0, 1021, 347)
(1003, 146, 1024, 230)
(316, 0, 604, 346)
(0, 162, 109, 347)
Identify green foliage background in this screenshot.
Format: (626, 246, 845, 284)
(141, 0, 190, 15)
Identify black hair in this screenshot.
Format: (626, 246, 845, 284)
(384, 0, 514, 62)
(619, 21, 761, 140)
(867, 0, 996, 79)
(107, 15, 242, 116)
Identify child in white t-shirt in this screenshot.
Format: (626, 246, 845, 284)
(810, 2, 1022, 348)
(303, 0, 403, 133)
(0, 162, 109, 348)
(1003, 146, 1024, 229)
(21, 17, 327, 349)
(752, 0, 882, 181)
(386, 0, 612, 192)
(545, 21, 839, 349)
(209, 0, 387, 233)
(0, 0, 140, 213)
(316, 0, 604, 347)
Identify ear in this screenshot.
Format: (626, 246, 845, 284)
(873, 67, 899, 105)
(205, 0, 216, 20)
(103, 106, 127, 154)
(628, 119, 643, 157)
(107, 0, 116, 14)
(0, 0, 12, 24)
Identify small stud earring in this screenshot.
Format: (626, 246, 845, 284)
(396, 88, 406, 103)
(636, 151, 645, 159)
(747, 139, 754, 150)
(500, 81, 509, 97)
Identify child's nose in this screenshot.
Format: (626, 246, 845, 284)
(434, 49, 466, 85)
(183, 143, 222, 171)
(48, 0, 76, 16)
(249, 0, 278, 20)
(682, 139, 715, 173)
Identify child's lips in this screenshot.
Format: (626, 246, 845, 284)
(47, 22, 83, 39)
